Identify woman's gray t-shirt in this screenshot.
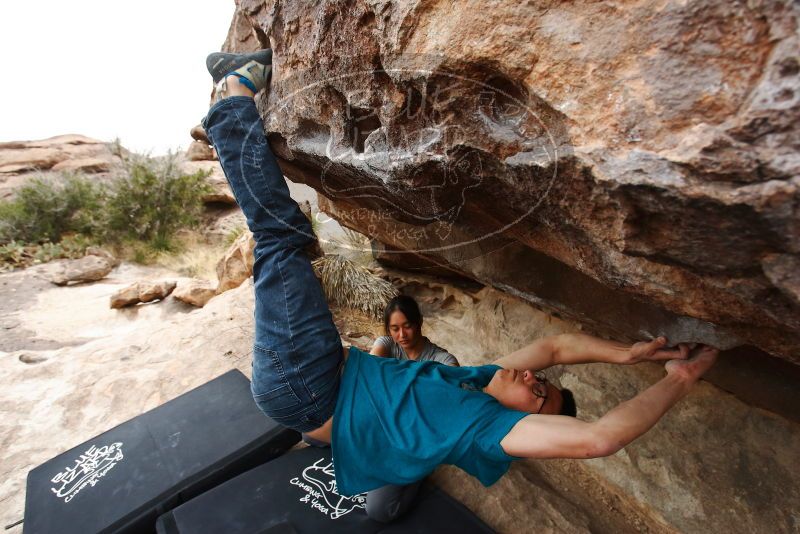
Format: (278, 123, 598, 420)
(374, 336, 459, 366)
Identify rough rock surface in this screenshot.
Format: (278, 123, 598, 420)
(190, 124, 210, 144)
(186, 140, 215, 161)
(49, 255, 115, 286)
(0, 134, 124, 199)
(225, 0, 800, 363)
(216, 230, 255, 293)
(182, 160, 236, 204)
(109, 279, 177, 308)
(173, 278, 218, 307)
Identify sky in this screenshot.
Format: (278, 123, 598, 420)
(0, 1, 236, 155)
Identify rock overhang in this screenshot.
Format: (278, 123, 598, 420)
(223, 0, 800, 363)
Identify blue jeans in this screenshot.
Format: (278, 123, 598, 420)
(203, 96, 342, 433)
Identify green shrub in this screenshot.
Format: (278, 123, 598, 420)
(0, 173, 104, 245)
(104, 153, 211, 248)
(0, 235, 91, 272)
(0, 150, 212, 270)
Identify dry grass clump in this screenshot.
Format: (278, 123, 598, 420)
(312, 254, 397, 320)
(154, 231, 227, 279)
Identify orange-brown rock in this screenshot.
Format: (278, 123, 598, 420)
(49, 255, 115, 286)
(109, 280, 177, 308)
(186, 140, 214, 161)
(190, 124, 210, 144)
(0, 134, 125, 198)
(216, 231, 255, 293)
(173, 278, 218, 307)
(181, 160, 236, 204)
(222, 0, 800, 363)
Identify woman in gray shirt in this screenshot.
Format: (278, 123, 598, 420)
(364, 295, 459, 521)
(370, 295, 459, 366)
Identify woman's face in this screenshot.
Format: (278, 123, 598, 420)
(388, 310, 421, 349)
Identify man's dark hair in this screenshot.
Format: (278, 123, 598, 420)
(383, 295, 423, 336)
(559, 388, 577, 417)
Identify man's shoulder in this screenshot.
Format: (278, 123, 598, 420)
(422, 338, 459, 365)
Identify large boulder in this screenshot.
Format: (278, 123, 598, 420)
(217, 2, 800, 532)
(216, 231, 255, 293)
(222, 0, 800, 364)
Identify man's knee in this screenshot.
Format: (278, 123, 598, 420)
(365, 482, 422, 523)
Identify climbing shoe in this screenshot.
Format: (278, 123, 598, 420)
(206, 49, 273, 95)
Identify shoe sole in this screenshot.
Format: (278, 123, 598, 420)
(206, 49, 273, 84)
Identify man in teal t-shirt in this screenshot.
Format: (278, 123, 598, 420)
(333, 347, 526, 494)
(331, 337, 717, 496)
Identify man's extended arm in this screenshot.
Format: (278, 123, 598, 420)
(500, 346, 717, 459)
(493, 334, 689, 370)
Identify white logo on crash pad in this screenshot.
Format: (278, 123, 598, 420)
(289, 458, 366, 519)
(50, 442, 124, 503)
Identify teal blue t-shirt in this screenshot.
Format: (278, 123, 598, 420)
(332, 347, 528, 495)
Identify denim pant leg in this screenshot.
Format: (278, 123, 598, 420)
(202, 96, 342, 432)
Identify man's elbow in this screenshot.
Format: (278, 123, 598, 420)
(549, 334, 568, 364)
(581, 425, 625, 458)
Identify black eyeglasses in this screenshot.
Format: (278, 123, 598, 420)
(532, 371, 548, 414)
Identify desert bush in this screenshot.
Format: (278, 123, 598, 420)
(0, 150, 213, 270)
(103, 153, 211, 248)
(0, 174, 104, 245)
(0, 235, 91, 272)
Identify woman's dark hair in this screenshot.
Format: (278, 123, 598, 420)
(559, 388, 577, 417)
(383, 295, 423, 336)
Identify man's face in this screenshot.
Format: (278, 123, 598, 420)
(484, 368, 563, 414)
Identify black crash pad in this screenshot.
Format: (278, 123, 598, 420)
(156, 446, 495, 534)
(23, 370, 300, 534)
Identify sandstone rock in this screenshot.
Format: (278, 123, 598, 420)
(85, 246, 120, 267)
(202, 208, 248, 242)
(49, 255, 114, 286)
(181, 160, 235, 204)
(0, 134, 120, 173)
(109, 283, 141, 309)
(216, 231, 255, 293)
(224, 1, 800, 363)
(762, 253, 800, 304)
(186, 140, 214, 161)
(190, 124, 210, 144)
(51, 157, 111, 173)
(0, 134, 124, 198)
(298, 199, 324, 259)
(173, 278, 217, 307)
(109, 280, 176, 308)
